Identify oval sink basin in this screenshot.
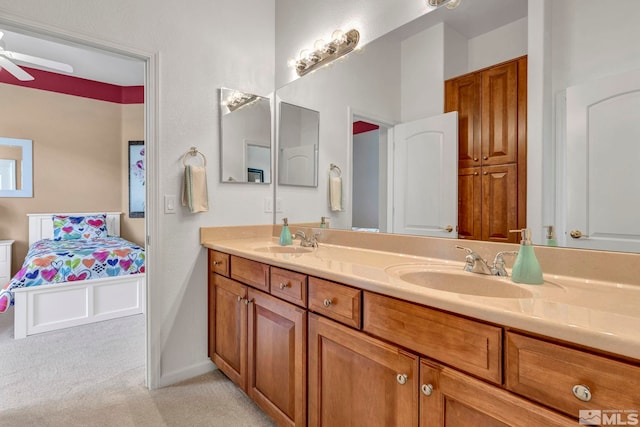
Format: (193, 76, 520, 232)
(387, 264, 533, 298)
(254, 246, 312, 254)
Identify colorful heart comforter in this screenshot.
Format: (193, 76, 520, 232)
(0, 237, 145, 313)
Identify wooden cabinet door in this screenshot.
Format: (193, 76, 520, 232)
(247, 289, 307, 427)
(211, 274, 248, 391)
(481, 61, 519, 166)
(309, 313, 419, 427)
(482, 163, 518, 243)
(445, 73, 481, 169)
(457, 167, 482, 241)
(419, 360, 573, 427)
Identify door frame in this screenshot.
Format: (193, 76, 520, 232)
(0, 14, 160, 389)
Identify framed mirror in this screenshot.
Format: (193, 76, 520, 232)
(219, 88, 272, 184)
(0, 137, 33, 198)
(278, 101, 319, 187)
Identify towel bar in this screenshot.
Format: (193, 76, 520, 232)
(330, 163, 342, 177)
(182, 147, 207, 167)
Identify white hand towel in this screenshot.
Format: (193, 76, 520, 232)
(329, 175, 342, 211)
(182, 165, 209, 213)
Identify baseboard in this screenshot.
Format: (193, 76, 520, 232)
(158, 359, 216, 388)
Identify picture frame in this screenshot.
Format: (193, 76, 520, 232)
(248, 168, 264, 183)
(128, 141, 145, 218)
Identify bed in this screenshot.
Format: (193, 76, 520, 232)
(1, 212, 145, 339)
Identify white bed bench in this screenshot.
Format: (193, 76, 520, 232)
(12, 212, 145, 339)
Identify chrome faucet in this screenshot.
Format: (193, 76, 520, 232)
(294, 230, 319, 248)
(456, 246, 518, 276)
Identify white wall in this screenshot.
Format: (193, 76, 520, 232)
(468, 17, 527, 72)
(0, 0, 274, 388)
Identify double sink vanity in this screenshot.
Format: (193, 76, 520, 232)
(201, 225, 640, 426)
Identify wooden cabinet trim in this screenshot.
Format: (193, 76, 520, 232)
(505, 331, 640, 418)
(230, 255, 270, 292)
(308, 276, 362, 329)
(270, 267, 308, 308)
(363, 291, 502, 384)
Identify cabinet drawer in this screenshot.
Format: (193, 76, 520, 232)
(308, 277, 361, 329)
(270, 267, 307, 307)
(505, 332, 640, 418)
(363, 291, 502, 384)
(230, 255, 270, 292)
(209, 250, 230, 277)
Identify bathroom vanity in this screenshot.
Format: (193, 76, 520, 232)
(202, 226, 640, 426)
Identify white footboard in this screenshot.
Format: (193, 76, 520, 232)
(12, 274, 145, 339)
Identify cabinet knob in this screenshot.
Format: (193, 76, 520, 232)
(237, 296, 243, 303)
(473, 172, 479, 176)
(396, 374, 408, 385)
(213, 261, 220, 266)
(483, 171, 488, 175)
(323, 298, 333, 307)
(473, 157, 479, 162)
(279, 282, 289, 290)
(483, 156, 488, 160)
(245, 299, 254, 305)
(421, 383, 434, 396)
(572, 384, 592, 402)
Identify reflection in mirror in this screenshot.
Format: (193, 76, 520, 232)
(278, 101, 319, 187)
(219, 88, 271, 183)
(0, 137, 33, 197)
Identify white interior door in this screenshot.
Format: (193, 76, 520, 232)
(279, 144, 316, 186)
(565, 68, 640, 251)
(393, 112, 458, 237)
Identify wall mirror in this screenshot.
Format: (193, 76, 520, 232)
(0, 137, 33, 197)
(274, 0, 640, 253)
(278, 101, 319, 187)
(219, 87, 272, 184)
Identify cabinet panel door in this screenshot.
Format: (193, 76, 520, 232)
(445, 74, 481, 168)
(211, 274, 247, 391)
(481, 61, 518, 165)
(457, 167, 482, 241)
(248, 289, 306, 427)
(481, 164, 518, 243)
(420, 360, 573, 427)
(309, 313, 419, 427)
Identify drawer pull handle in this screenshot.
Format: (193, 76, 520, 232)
(396, 374, 408, 385)
(213, 261, 220, 266)
(572, 384, 592, 402)
(245, 299, 254, 305)
(279, 282, 289, 290)
(421, 384, 434, 396)
(323, 299, 333, 307)
(237, 296, 243, 303)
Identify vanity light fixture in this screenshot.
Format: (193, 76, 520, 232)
(222, 91, 258, 112)
(294, 29, 360, 77)
(427, 0, 462, 9)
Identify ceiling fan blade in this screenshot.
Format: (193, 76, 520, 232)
(2, 51, 73, 73)
(0, 55, 34, 81)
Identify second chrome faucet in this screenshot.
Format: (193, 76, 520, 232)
(456, 246, 518, 276)
(294, 230, 319, 248)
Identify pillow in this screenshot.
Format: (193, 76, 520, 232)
(52, 214, 108, 241)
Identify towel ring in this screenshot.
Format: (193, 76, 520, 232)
(330, 163, 342, 177)
(182, 146, 207, 167)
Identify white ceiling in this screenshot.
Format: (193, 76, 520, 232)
(0, 0, 526, 87)
(0, 28, 145, 86)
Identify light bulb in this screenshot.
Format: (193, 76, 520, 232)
(314, 39, 326, 50)
(331, 30, 345, 42)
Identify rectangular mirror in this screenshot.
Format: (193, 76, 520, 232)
(220, 88, 272, 184)
(278, 101, 319, 187)
(0, 137, 33, 197)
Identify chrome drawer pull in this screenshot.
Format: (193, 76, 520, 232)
(421, 384, 434, 396)
(572, 384, 592, 402)
(396, 374, 408, 385)
(323, 298, 333, 307)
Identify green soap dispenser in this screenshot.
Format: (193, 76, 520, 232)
(544, 225, 558, 247)
(279, 218, 293, 246)
(510, 228, 544, 285)
(320, 216, 328, 228)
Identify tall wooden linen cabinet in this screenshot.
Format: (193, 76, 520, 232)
(445, 56, 527, 243)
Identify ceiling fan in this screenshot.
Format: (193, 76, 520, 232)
(0, 30, 73, 81)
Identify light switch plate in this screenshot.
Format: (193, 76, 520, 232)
(164, 195, 177, 214)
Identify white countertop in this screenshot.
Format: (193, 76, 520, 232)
(203, 236, 640, 361)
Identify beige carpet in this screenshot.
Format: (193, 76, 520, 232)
(0, 308, 275, 426)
